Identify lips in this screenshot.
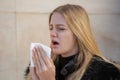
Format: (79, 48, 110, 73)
(51, 40, 59, 48)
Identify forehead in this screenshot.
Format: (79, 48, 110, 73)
(50, 12, 67, 25)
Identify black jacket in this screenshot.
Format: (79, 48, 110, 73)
(55, 55, 120, 80)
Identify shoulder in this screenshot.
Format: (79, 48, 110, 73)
(82, 55, 120, 80)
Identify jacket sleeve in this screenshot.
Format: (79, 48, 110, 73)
(81, 58, 120, 80)
(92, 62, 120, 80)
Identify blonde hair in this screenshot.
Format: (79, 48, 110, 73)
(49, 4, 106, 80)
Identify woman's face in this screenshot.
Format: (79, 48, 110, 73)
(49, 12, 78, 57)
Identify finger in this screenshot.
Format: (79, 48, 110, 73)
(47, 58, 54, 68)
(49, 59, 55, 72)
(36, 46, 47, 70)
(39, 46, 54, 69)
(39, 46, 52, 66)
(38, 46, 49, 67)
(30, 67, 39, 80)
(32, 48, 40, 71)
(30, 67, 34, 73)
(35, 47, 43, 70)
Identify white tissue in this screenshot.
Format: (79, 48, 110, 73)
(30, 43, 51, 67)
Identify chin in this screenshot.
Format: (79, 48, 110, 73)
(52, 50, 61, 55)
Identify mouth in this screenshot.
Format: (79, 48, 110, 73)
(51, 40, 59, 47)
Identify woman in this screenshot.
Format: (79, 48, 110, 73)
(25, 4, 120, 80)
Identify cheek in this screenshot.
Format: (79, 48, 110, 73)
(61, 33, 75, 47)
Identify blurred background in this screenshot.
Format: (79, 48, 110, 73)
(0, 0, 120, 80)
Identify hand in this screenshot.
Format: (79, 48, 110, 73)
(30, 67, 39, 80)
(32, 46, 55, 80)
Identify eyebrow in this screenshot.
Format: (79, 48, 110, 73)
(49, 24, 65, 27)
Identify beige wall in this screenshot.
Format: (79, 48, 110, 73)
(0, 0, 120, 80)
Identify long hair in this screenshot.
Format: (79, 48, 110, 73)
(49, 4, 106, 80)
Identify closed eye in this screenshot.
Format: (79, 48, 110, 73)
(49, 24, 67, 31)
(58, 28, 65, 30)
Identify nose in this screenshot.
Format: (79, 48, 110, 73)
(50, 29, 57, 38)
